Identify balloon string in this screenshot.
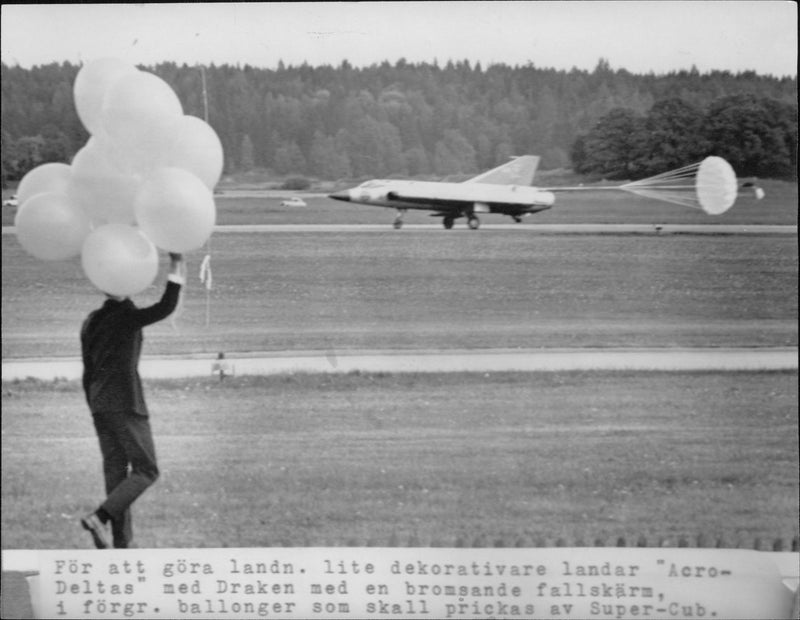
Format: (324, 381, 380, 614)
(199, 240, 212, 328)
(170, 265, 186, 332)
(207, 239, 212, 328)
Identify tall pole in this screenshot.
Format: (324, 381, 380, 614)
(200, 65, 209, 123)
(200, 64, 211, 328)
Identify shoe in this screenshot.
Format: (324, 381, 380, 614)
(81, 513, 110, 549)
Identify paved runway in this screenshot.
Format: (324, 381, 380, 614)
(2, 347, 796, 381)
(168, 223, 800, 234)
(3, 224, 797, 235)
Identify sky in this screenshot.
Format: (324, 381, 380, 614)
(1, 2, 797, 77)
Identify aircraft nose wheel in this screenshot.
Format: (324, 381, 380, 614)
(467, 216, 480, 230)
(393, 211, 405, 229)
(443, 216, 455, 229)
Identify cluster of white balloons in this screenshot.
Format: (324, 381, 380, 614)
(14, 58, 223, 296)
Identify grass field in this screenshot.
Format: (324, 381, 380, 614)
(2, 370, 797, 549)
(2, 232, 797, 358)
(2, 186, 797, 552)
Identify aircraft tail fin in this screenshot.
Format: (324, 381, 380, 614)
(464, 155, 540, 186)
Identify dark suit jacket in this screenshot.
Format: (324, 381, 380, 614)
(81, 280, 182, 416)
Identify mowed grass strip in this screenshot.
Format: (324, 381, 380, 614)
(2, 232, 797, 357)
(2, 370, 797, 549)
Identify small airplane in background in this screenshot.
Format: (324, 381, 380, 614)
(329, 155, 554, 229)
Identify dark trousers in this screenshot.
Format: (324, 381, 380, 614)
(92, 411, 159, 548)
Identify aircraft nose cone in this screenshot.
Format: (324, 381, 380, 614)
(329, 190, 351, 202)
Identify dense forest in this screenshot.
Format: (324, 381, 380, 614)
(1, 58, 796, 186)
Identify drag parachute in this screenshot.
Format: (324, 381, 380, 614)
(620, 156, 739, 215)
(696, 156, 738, 215)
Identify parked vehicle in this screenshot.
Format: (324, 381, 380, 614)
(280, 196, 307, 208)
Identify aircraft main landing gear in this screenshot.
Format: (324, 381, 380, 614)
(443, 216, 455, 229)
(467, 216, 480, 230)
(393, 210, 406, 229)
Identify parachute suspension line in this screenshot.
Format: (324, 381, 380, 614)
(623, 161, 701, 185)
(619, 157, 738, 215)
(622, 186, 705, 210)
(621, 161, 705, 210)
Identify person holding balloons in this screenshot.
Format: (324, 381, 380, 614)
(79, 252, 186, 549)
(11, 57, 224, 548)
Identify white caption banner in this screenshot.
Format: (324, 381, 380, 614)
(32, 547, 794, 619)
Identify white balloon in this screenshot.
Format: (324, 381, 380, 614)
(134, 167, 216, 252)
(17, 163, 72, 206)
(15, 192, 91, 261)
(68, 137, 141, 225)
(696, 156, 737, 215)
(81, 224, 159, 296)
(166, 115, 224, 189)
(73, 58, 138, 135)
(101, 71, 183, 173)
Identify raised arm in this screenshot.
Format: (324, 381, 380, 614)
(129, 253, 186, 328)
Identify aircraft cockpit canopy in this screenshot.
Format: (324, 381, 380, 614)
(358, 180, 387, 188)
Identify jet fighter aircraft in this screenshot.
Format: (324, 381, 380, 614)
(329, 155, 552, 229)
(329, 154, 750, 229)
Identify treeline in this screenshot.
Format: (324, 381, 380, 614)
(1, 58, 797, 185)
(573, 95, 797, 179)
